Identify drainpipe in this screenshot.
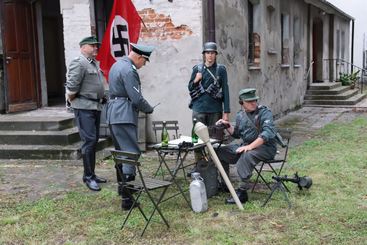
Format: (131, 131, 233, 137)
(306, 4, 311, 87)
(207, 0, 215, 42)
(351, 19, 355, 72)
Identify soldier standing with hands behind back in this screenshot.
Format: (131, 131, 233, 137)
(65, 36, 107, 192)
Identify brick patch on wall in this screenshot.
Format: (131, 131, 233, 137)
(138, 8, 193, 40)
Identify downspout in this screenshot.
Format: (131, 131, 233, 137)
(306, 4, 311, 87)
(207, 0, 215, 42)
(351, 19, 355, 72)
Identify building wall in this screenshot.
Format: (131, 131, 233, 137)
(60, 0, 94, 67)
(216, 0, 309, 117)
(132, 0, 203, 140)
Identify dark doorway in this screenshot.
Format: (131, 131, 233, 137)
(2, 0, 39, 112)
(42, 0, 66, 106)
(312, 18, 323, 83)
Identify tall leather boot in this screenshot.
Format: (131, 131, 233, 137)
(90, 152, 107, 183)
(82, 153, 101, 191)
(121, 185, 136, 210)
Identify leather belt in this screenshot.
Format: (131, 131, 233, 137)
(77, 95, 104, 103)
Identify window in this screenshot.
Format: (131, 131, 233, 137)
(248, 0, 261, 67)
(293, 16, 301, 66)
(336, 29, 340, 60)
(281, 14, 290, 65)
(341, 31, 345, 60)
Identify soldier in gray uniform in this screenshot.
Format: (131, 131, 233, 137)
(65, 36, 107, 192)
(106, 43, 154, 210)
(216, 88, 277, 204)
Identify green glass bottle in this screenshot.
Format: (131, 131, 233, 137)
(161, 121, 169, 147)
(191, 118, 199, 143)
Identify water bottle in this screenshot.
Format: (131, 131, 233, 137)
(189, 172, 208, 213)
(191, 118, 199, 143)
(161, 121, 169, 147)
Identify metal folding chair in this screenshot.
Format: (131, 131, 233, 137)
(251, 128, 292, 192)
(111, 150, 172, 237)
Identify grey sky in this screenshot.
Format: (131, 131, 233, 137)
(328, 0, 366, 67)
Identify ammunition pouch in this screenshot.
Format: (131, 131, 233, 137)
(206, 83, 222, 100)
(189, 84, 205, 100)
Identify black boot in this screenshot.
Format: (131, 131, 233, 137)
(121, 186, 138, 210)
(90, 152, 107, 183)
(117, 174, 136, 196)
(82, 154, 101, 191)
(225, 188, 248, 204)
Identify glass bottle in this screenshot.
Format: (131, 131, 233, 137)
(161, 121, 169, 147)
(191, 118, 199, 143)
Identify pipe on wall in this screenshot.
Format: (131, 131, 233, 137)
(207, 0, 215, 42)
(351, 20, 355, 72)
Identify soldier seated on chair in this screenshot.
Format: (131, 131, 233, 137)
(216, 88, 277, 204)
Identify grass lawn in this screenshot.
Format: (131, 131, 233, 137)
(1, 116, 367, 244)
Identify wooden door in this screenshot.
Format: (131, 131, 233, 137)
(3, 0, 38, 112)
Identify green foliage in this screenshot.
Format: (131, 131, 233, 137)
(1, 117, 367, 244)
(339, 70, 360, 86)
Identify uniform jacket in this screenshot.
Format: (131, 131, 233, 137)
(188, 62, 230, 113)
(66, 55, 105, 111)
(233, 105, 277, 148)
(106, 56, 153, 125)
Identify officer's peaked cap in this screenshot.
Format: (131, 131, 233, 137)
(79, 36, 100, 46)
(239, 88, 259, 101)
(131, 43, 155, 61)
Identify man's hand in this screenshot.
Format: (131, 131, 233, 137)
(194, 72, 202, 83)
(236, 145, 252, 154)
(67, 93, 76, 102)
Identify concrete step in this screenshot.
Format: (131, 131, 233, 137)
(0, 116, 74, 131)
(0, 127, 80, 145)
(304, 93, 366, 106)
(306, 85, 350, 95)
(304, 89, 358, 100)
(308, 82, 342, 90)
(0, 138, 112, 160)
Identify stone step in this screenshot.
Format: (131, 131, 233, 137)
(306, 85, 350, 95)
(0, 116, 75, 131)
(304, 89, 358, 100)
(0, 127, 80, 145)
(0, 138, 112, 160)
(304, 93, 366, 106)
(308, 82, 342, 90)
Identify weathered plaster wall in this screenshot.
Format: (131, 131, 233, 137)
(132, 0, 203, 140)
(216, 0, 309, 117)
(60, 0, 93, 68)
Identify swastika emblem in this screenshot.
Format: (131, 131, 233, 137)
(110, 15, 130, 60)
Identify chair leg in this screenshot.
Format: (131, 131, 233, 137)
(140, 187, 170, 237)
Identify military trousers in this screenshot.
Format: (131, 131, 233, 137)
(216, 143, 276, 184)
(109, 123, 140, 176)
(74, 109, 101, 178)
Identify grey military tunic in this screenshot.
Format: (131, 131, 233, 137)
(66, 55, 105, 111)
(107, 56, 153, 175)
(217, 105, 277, 182)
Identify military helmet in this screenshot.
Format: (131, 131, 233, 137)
(202, 42, 218, 54)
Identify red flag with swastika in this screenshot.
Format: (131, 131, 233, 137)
(96, 0, 141, 81)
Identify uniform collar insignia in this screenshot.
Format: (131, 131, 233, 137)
(132, 64, 137, 70)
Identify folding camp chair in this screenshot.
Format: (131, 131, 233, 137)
(111, 150, 172, 237)
(251, 128, 292, 192)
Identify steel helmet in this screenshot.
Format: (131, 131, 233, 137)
(202, 42, 218, 54)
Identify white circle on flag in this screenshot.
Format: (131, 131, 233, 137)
(110, 15, 130, 60)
